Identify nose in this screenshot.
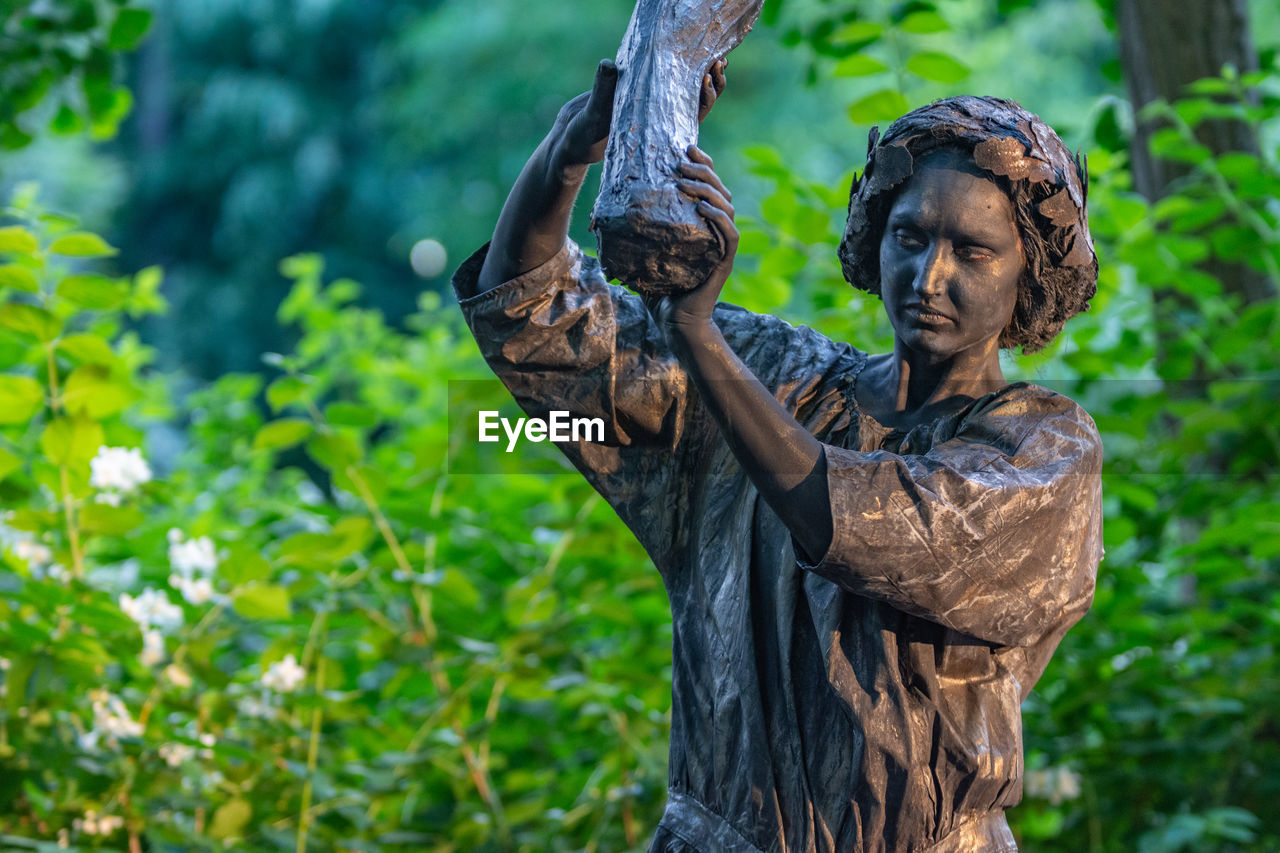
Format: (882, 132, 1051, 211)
(912, 244, 949, 299)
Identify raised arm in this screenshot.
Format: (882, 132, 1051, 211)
(649, 146, 834, 561)
(472, 60, 618, 295)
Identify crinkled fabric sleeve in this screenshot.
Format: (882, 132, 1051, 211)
(801, 387, 1103, 647)
(453, 241, 698, 562)
(453, 241, 853, 568)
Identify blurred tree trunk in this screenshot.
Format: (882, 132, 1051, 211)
(1117, 0, 1275, 304)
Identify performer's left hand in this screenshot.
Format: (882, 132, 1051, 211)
(648, 144, 738, 333)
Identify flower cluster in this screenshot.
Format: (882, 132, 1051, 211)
(119, 588, 183, 634)
(1024, 765, 1082, 805)
(167, 529, 220, 606)
(140, 630, 165, 667)
(158, 741, 196, 768)
(80, 690, 143, 751)
(89, 446, 152, 505)
(13, 539, 52, 568)
(73, 810, 125, 836)
(8, 535, 65, 581)
(261, 653, 306, 693)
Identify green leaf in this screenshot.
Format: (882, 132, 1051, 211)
(56, 274, 128, 310)
(324, 402, 378, 427)
(61, 364, 135, 418)
(307, 431, 361, 469)
(252, 418, 313, 452)
(0, 303, 60, 342)
(905, 51, 970, 83)
(0, 227, 38, 255)
(79, 504, 145, 535)
(0, 446, 20, 480)
(58, 334, 116, 365)
(0, 264, 39, 292)
(1149, 128, 1211, 163)
(40, 414, 104, 466)
(232, 585, 291, 620)
(108, 8, 154, 50)
(829, 21, 884, 44)
(208, 798, 253, 841)
(899, 10, 950, 33)
(833, 54, 890, 78)
(47, 233, 118, 258)
(266, 376, 312, 412)
(847, 89, 911, 124)
(222, 544, 272, 586)
(0, 375, 44, 423)
(50, 104, 83, 135)
(129, 265, 166, 316)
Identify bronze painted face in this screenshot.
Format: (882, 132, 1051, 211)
(878, 162, 1024, 363)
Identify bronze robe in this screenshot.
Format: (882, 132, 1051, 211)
(453, 241, 1103, 853)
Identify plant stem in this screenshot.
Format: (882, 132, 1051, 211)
(296, 610, 330, 853)
(46, 343, 84, 577)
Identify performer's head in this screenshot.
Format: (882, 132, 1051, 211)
(838, 96, 1097, 354)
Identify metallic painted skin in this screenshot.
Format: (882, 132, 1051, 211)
(453, 241, 1103, 852)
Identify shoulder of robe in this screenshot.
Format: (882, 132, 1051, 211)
(961, 383, 1102, 469)
(710, 302, 860, 366)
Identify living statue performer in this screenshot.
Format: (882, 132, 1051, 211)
(452, 42, 1103, 853)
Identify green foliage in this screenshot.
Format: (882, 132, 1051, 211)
(0, 2, 1278, 851)
(0, 0, 151, 148)
(0, 203, 671, 850)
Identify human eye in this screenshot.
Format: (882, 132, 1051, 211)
(956, 244, 994, 262)
(893, 228, 924, 249)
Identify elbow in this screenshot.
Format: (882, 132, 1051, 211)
(952, 574, 1097, 648)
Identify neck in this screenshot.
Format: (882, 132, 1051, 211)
(887, 339, 1007, 424)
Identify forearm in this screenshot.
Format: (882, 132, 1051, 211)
(474, 138, 586, 295)
(671, 320, 834, 559)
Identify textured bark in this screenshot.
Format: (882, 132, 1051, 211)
(1118, 0, 1273, 303)
(591, 0, 764, 295)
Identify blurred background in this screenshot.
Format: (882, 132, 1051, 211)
(1, 0, 1278, 850)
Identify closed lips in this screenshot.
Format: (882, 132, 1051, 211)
(907, 303, 952, 322)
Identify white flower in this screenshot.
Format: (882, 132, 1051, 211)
(89, 446, 152, 498)
(13, 539, 52, 567)
(74, 810, 124, 836)
(82, 690, 143, 751)
(261, 654, 306, 693)
(1024, 765, 1082, 805)
(169, 574, 215, 606)
(139, 630, 166, 667)
(169, 533, 217, 576)
(119, 588, 183, 634)
(164, 664, 193, 689)
(158, 742, 197, 768)
(167, 531, 220, 605)
(198, 731, 216, 758)
(237, 693, 277, 720)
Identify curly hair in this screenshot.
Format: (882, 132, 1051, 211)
(837, 96, 1098, 353)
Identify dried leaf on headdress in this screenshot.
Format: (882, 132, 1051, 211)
(1038, 190, 1079, 228)
(1059, 231, 1095, 268)
(973, 136, 1053, 183)
(866, 143, 913, 194)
